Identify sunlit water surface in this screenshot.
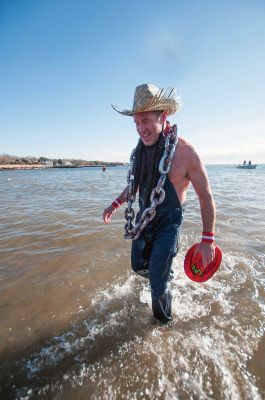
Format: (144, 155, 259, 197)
(0, 165, 265, 399)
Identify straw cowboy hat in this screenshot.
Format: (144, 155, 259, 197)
(111, 83, 182, 116)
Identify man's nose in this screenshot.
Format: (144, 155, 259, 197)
(138, 125, 146, 134)
(137, 125, 143, 134)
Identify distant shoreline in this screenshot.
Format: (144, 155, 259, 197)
(0, 164, 48, 171)
(1, 163, 262, 171)
(0, 164, 128, 171)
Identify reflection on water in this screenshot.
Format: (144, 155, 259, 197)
(0, 165, 265, 399)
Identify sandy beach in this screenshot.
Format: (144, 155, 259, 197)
(0, 164, 51, 171)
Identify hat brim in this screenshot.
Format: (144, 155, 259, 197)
(111, 102, 181, 117)
(111, 105, 134, 116)
(184, 244, 222, 283)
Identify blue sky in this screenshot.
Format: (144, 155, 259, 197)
(0, 0, 264, 163)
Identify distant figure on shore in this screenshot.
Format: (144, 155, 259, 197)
(243, 160, 246, 165)
(102, 165, 106, 172)
(248, 160, 252, 166)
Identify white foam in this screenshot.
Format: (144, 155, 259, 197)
(15, 251, 265, 400)
(139, 282, 152, 308)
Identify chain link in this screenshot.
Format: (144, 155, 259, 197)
(124, 125, 178, 240)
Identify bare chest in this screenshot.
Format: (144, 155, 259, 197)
(168, 146, 188, 181)
(167, 146, 191, 199)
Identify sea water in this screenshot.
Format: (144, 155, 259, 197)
(0, 165, 264, 399)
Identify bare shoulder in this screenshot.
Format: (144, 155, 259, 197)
(175, 137, 203, 170)
(178, 137, 198, 156)
(168, 136, 200, 182)
(168, 136, 207, 201)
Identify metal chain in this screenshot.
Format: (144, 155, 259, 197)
(124, 125, 178, 240)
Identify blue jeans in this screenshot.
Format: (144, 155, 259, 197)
(131, 208, 183, 322)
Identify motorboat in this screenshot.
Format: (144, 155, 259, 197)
(236, 164, 257, 169)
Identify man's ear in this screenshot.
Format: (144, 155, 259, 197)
(160, 111, 168, 123)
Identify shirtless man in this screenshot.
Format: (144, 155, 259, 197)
(103, 83, 216, 322)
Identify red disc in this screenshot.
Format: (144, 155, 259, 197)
(184, 243, 222, 283)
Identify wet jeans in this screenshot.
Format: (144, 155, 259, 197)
(131, 207, 183, 322)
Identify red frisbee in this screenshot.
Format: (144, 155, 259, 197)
(184, 243, 222, 283)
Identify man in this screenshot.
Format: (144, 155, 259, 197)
(103, 83, 216, 323)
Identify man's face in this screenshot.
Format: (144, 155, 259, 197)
(133, 111, 165, 146)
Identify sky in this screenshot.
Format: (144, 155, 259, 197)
(0, 0, 264, 164)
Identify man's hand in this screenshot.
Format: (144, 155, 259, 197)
(103, 205, 116, 224)
(193, 242, 216, 269)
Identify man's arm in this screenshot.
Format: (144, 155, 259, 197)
(186, 148, 216, 267)
(103, 185, 129, 224)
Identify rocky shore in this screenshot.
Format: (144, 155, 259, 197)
(0, 164, 50, 171)
(0, 163, 126, 171)
(0, 154, 127, 171)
